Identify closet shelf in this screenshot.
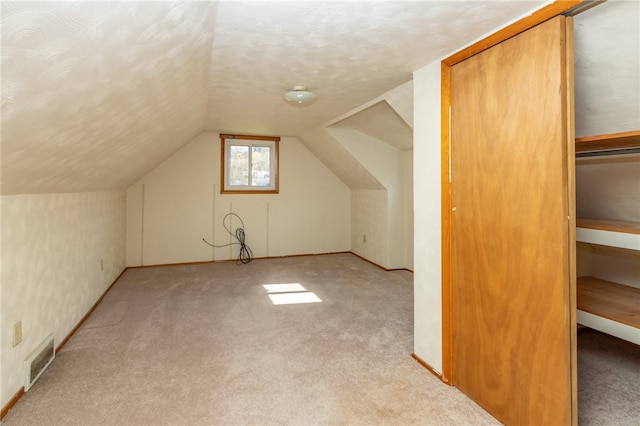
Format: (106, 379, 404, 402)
(576, 218, 640, 250)
(577, 218, 640, 234)
(577, 277, 640, 329)
(575, 130, 640, 153)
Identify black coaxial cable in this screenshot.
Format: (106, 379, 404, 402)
(203, 213, 253, 264)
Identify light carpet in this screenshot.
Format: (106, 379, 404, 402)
(5, 254, 635, 425)
(577, 328, 640, 425)
(3, 254, 498, 425)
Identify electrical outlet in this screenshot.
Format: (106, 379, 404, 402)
(13, 321, 22, 347)
(100, 258, 104, 271)
(363, 235, 367, 243)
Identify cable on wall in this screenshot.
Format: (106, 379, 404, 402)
(203, 213, 253, 264)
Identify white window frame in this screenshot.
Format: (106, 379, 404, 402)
(220, 134, 280, 194)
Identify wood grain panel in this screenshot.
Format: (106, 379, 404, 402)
(577, 277, 640, 328)
(451, 16, 574, 425)
(440, 2, 586, 400)
(441, 62, 453, 385)
(575, 130, 640, 153)
(564, 16, 577, 423)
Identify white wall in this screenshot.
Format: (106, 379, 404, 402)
(126, 133, 215, 265)
(126, 132, 351, 266)
(576, 155, 640, 290)
(351, 189, 388, 267)
(403, 150, 414, 269)
(1, 190, 126, 408)
(412, 61, 443, 372)
(574, 0, 640, 138)
(330, 127, 412, 269)
(576, 156, 640, 223)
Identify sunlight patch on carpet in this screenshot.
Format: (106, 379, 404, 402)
(262, 283, 322, 305)
(268, 292, 322, 305)
(263, 283, 307, 293)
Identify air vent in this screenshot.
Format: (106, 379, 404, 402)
(23, 334, 55, 391)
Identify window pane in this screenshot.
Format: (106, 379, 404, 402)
(221, 135, 279, 194)
(251, 146, 271, 187)
(229, 145, 249, 186)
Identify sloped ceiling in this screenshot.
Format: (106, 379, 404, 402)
(299, 80, 413, 190)
(1, 0, 555, 195)
(330, 101, 413, 151)
(202, 0, 515, 136)
(1, 1, 216, 194)
(298, 128, 385, 190)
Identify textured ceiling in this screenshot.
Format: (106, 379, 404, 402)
(1, 1, 216, 194)
(203, 0, 548, 136)
(1, 0, 564, 194)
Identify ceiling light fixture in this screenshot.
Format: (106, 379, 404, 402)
(284, 85, 317, 104)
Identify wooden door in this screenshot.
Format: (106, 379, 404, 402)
(451, 16, 576, 425)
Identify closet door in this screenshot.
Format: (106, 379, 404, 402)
(451, 16, 576, 425)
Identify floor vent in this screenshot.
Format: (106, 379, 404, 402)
(23, 334, 55, 391)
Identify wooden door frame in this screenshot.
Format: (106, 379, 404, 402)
(440, 0, 586, 386)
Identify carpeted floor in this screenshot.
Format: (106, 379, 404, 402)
(577, 328, 640, 425)
(3, 254, 498, 425)
(3, 253, 638, 425)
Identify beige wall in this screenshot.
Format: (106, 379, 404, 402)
(350, 189, 388, 267)
(126, 132, 351, 266)
(574, 0, 639, 138)
(413, 61, 443, 373)
(1, 190, 126, 408)
(330, 127, 413, 269)
(403, 150, 414, 269)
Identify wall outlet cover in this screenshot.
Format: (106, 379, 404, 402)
(13, 321, 23, 347)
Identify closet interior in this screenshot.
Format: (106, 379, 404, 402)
(573, 0, 639, 423)
(575, 132, 639, 343)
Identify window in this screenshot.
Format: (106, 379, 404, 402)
(220, 134, 280, 194)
